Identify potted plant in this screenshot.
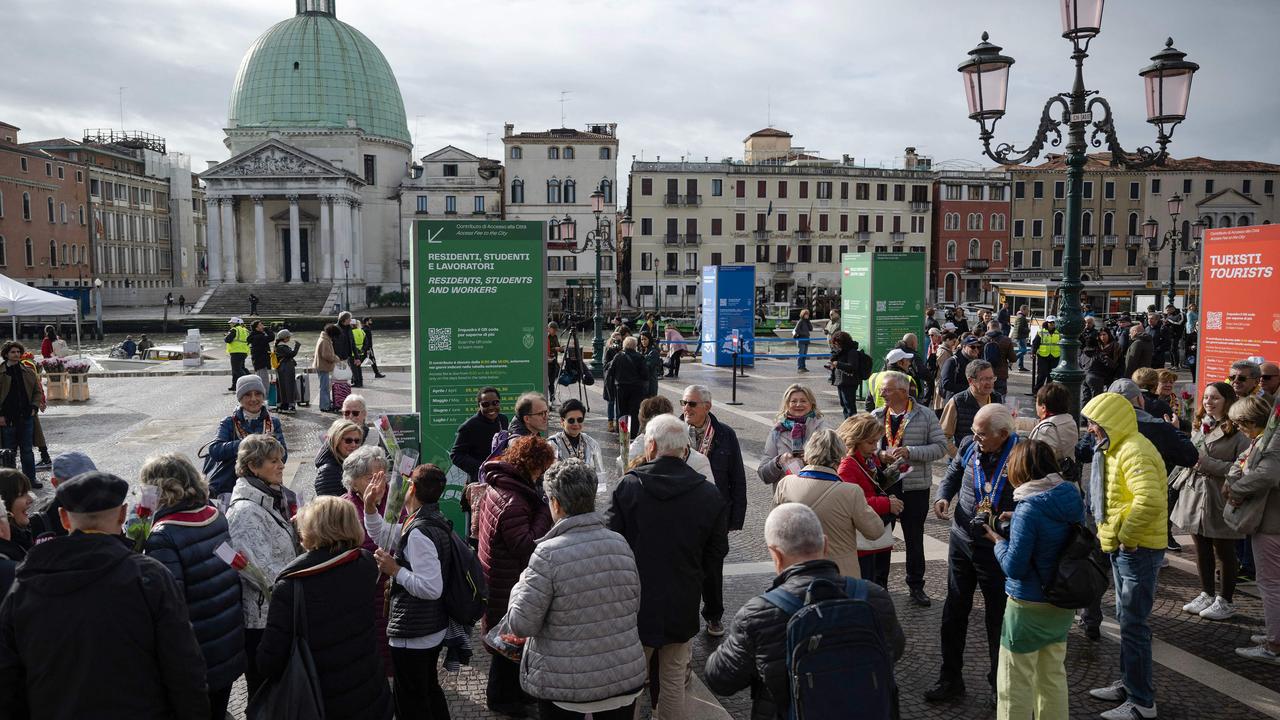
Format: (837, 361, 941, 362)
(64, 358, 92, 401)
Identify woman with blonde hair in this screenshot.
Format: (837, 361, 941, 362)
(141, 453, 245, 719)
(257, 496, 393, 719)
(836, 415, 904, 588)
(1225, 395, 1280, 664)
(314, 418, 364, 497)
(758, 384, 833, 484)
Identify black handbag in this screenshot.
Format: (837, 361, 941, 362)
(247, 581, 325, 720)
(581, 366, 595, 386)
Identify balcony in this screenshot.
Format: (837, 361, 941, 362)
(681, 233, 702, 246)
(794, 230, 812, 242)
(664, 234, 680, 246)
(1052, 235, 1065, 247)
(682, 269, 699, 277)
(663, 268, 682, 277)
(964, 258, 991, 273)
(910, 201, 930, 213)
(890, 232, 907, 243)
(1082, 235, 1097, 246)
(1104, 235, 1119, 246)
(663, 193, 680, 207)
(772, 262, 796, 274)
(854, 231, 871, 241)
(1126, 235, 1143, 247)
(753, 230, 771, 241)
(683, 194, 702, 207)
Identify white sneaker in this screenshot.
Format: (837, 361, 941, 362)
(1100, 700, 1157, 719)
(1182, 592, 1213, 615)
(1235, 645, 1280, 665)
(1199, 596, 1235, 621)
(1252, 634, 1269, 645)
(1088, 679, 1127, 702)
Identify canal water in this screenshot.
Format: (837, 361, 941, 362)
(63, 330, 418, 365)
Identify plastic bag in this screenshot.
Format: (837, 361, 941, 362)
(482, 616, 526, 663)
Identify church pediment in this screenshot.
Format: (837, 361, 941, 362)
(421, 145, 482, 163)
(202, 139, 355, 181)
(269, 208, 320, 222)
(1196, 187, 1260, 210)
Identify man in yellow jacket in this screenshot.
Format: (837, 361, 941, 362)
(1080, 392, 1167, 720)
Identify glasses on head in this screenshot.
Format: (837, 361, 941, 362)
(340, 437, 362, 445)
(479, 400, 501, 409)
(680, 400, 701, 407)
(342, 410, 362, 417)
(564, 417, 584, 425)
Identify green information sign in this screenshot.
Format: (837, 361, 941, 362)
(412, 220, 546, 528)
(840, 252, 926, 388)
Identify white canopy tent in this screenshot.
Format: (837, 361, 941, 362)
(0, 274, 82, 356)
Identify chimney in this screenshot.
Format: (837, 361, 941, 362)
(504, 123, 514, 138)
(904, 147, 918, 170)
(842, 154, 851, 165)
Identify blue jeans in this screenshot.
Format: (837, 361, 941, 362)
(1, 415, 36, 484)
(1015, 338, 1029, 367)
(797, 340, 810, 369)
(607, 399, 616, 422)
(837, 385, 857, 417)
(1112, 547, 1163, 708)
(317, 371, 331, 411)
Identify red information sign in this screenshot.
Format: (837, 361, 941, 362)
(1196, 224, 1280, 395)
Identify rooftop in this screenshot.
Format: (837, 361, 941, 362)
(1021, 152, 1280, 173)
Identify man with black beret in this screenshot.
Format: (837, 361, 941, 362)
(0, 471, 210, 719)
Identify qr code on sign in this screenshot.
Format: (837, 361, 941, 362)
(428, 328, 452, 352)
(1205, 312, 1223, 330)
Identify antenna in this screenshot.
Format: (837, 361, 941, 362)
(559, 90, 572, 127)
(413, 115, 425, 156)
(485, 131, 494, 158)
(118, 87, 127, 130)
(767, 85, 772, 127)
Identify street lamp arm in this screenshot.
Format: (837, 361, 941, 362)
(1086, 96, 1173, 169)
(980, 95, 1070, 166)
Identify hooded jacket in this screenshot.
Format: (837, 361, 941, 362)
(1081, 393, 1168, 552)
(994, 478, 1084, 601)
(606, 456, 729, 646)
(0, 532, 209, 720)
(477, 460, 553, 628)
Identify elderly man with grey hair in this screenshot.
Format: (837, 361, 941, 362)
(606, 336, 649, 440)
(506, 459, 647, 718)
(706, 502, 904, 719)
(925, 403, 1018, 706)
(873, 368, 948, 608)
(607, 415, 729, 720)
(681, 383, 747, 637)
(340, 393, 385, 449)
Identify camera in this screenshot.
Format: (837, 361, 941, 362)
(969, 509, 993, 535)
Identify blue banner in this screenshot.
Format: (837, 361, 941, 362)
(700, 265, 755, 367)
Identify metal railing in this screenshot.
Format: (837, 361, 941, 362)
(683, 194, 702, 206)
(663, 193, 680, 206)
(772, 262, 796, 273)
(664, 234, 680, 246)
(753, 230, 771, 241)
(681, 233, 702, 245)
(795, 230, 812, 242)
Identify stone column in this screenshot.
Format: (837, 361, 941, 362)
(287, 195, 302, 283)
(334, 196, 352, 279)
(221, 197, 237, 282)
(352, 201, 364, 280)
(319, 195, 333, 282)
(252, 195, 267, 283)
(206, 197, 223, 283)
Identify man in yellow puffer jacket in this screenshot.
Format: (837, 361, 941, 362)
(1080, 391, 1167, 719)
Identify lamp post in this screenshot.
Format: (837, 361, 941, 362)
(343, 258, 351, 310)
(958, 2, 1198, 418)
(565, 190, 632, 373)
(93, 278, 103, 340)
(1143, 194, 1206, 308)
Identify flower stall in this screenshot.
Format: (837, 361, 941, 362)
(37, 357, 68, 400)
(65, 358, 91, 401)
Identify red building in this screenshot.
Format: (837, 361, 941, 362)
(932, 170, 1010, 306)
(0, 122, 91, 290)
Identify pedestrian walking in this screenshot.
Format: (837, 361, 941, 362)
(505, 459, 648, 720)
(602, 332, 623, 432)
(333, 311, 361, 389)
(205, 375, 288, 497)
(139, 453, 247, 720)
(273, 330, 300, 413)
(0, 342, 42, 483)
(1013, 305, 1031, 371)
(258, 496, 394, 720)
(315, 419, 365, 498)
(362, 317, 387, 378)
(794, 309, 813, 372)
(165, 291, 174, 310)
(349, 318, 367, 388)
(757, 384, 835, 484)
(836, 414, 905, 589)
(224, 317, 250, 391)
(826, 331, 868, 418)
(0, 471, 210, 718)
(662, 322, 685, 378)
(450, 387, 509, 484)
(312, 323, 342, 412)
(248, 293, 259, 316)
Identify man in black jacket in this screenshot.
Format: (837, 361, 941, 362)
(706, 503, 904, 720)
(247, 320, 273, 393)
(450, 387, 509, 482)
(361, 317, 387, 379)
(607, 336, 648, 439)
(927, 404, 1018, 706)
(682, 383, 747, 637)
(0, 471, 209, 718)
(27, 450, 97, 539)
(607, 415, 729, 720)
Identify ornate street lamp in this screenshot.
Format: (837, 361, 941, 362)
(567, 189, 630, 373)
(1144, 195, 1206, 307)
(958, 4, 1198, 417)
(343, 258, 350, 310)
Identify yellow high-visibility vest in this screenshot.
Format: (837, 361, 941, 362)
(1037, 331, 1061, 358)
(225, 325, 249, 355)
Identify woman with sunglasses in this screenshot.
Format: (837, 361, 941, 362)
(548, 399, 606, 477)
(314, 419, 365, 498)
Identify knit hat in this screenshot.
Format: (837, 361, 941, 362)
(236, 374, 267, 400)
(275, 329, 292, 341)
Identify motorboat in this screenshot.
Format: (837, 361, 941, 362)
(90, 344, 216, 372)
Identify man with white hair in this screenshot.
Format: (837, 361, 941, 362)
(607, 414, 729, 720)
(925, 403, 1019, 707)
(340, 393, 384, 448)
(606, 335, 648, 439)
(706, 503, 904, 719)
(681, 384, 747, 636)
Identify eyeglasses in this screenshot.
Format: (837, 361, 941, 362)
(680, 400, 702, 407)
(1263, 374, 1277, 380)
(340, 437, 362, 445)
(528, 410, 549, 418)
(342, 410, 362, 417)
(479, 400, 501, 409)
(564, 417, 584, 425)
(1228, 375, 1257, 383)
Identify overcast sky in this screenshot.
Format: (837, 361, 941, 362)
(3, 0, 1277, 181)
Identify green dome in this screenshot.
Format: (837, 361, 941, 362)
(228, 6, 410, 145)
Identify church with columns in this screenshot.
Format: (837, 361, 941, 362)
(200, 0, 411, 304)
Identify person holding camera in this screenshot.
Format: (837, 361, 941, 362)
(925, 403, 1019, 708)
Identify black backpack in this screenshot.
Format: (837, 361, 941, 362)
(1040, 522, 1110, 609)
(854, 346, 874, 381)
(421, 515, 488, 625)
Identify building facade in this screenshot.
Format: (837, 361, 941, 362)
(932, 170, 1010, 305)
(0, 122, 91, 290)
(626, 130, 934, 313)
(397, 145, 502, 290)
(502, 123, 619, 316)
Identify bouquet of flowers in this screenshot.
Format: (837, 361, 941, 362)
(214, 541, 274, 600)
(37, 357, 65, 373)
(64, 358, 92, 374)
(377, 415, 414, 525)
(123, 485, 159, 552)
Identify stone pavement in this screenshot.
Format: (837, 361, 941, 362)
(32, 354, 1277, 719)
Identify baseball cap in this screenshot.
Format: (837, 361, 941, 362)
(885, 348, 914, 365)
(51, 451, 97, 481)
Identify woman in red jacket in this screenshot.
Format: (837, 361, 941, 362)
(836, 414, 905, 589)
(478, 434, 556, 716)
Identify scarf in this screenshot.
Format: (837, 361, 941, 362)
(1089, 434, 1110, 524)
(689, 418, 715, 455)
(1013, 473, 1065, 502)
(244, 473, 289, 520)
(775, 413, 813, 444)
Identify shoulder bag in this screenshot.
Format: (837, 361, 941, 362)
(246, 581, 325, 720)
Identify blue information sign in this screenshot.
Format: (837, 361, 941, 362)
(700, 265, 755, 367)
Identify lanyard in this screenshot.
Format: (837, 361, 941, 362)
(972, 437, 1016, 505)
